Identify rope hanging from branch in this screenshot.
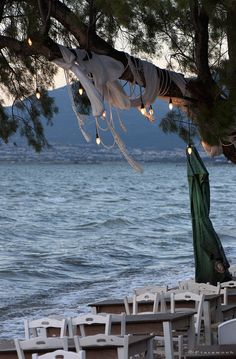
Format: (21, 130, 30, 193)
(53, 45, 188, 171)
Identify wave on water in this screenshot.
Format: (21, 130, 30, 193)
(101, 217, 132, 227)
(0, 162, 236, 338)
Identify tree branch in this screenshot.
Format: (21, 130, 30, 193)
(0, 35, 61, 60)
(37, 0, 52, 35)
(190, 0, 213, 85)
(47, 0, 193, 102)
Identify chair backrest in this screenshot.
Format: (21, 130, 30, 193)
(24, 317, 67, 339)
(14, 337, 68, 359)
(132, 292, 161, 314)
(110, 313, 126, 335)
(178, 279, 195, 290)
(134, 285, 168, 295)
(220, 280, 236, 288)
(169, 287, 199, 295)
(218, 318, 236, 344)
(179, 281, 221, 298)
(74, 334, 129, 359)
(170, 291, 205, 342)
(32, 349, 85, 359)
(196, 282, 221, 295)
(68, 314, 111, 337)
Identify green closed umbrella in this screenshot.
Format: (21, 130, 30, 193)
(186, 145, 231, 285)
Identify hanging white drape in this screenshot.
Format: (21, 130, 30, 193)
(52, 45, 191, 171)
(53, 46, 104, 117)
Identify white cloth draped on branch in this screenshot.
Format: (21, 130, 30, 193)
(53, 45, 188, 117)
(53, 45, 188, 171)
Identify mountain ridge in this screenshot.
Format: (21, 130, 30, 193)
(44, 86, 186, 151)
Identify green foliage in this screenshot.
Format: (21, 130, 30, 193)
(10, 89, 58, 151)
(196, 96, 236, 146)
(0, 0, 59, 151)
(159, 109, 198, 144)
(0, 0, 235, 149)
(0, 103, 18, 143)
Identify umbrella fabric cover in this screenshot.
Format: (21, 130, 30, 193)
(187, 146, 231, 284)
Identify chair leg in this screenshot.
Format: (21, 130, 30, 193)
(177, 335, 183, 359)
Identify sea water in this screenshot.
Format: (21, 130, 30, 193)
(0, 161, 236, 338)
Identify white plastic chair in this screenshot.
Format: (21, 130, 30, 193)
(74, 334, 129, 359)
(124, 291, 161, 315)
(220, 280, 236, 288)
(153, 292, 183, 359)
(170, 291, 205, 343)
(179, 280, 227, 305)
(14, 337, 68, 359)
(68, 313, 111, 337)
(218, 318, 236, 344)
(32, 349, 86, 359)
(154, 291, 205, 359)
(24, 317, 68, 339)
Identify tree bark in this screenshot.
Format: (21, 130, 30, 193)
(190, 0, 216, 103)
(221, 0, 236, 163)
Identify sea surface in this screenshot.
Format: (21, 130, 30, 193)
(0, 160, 236, 339)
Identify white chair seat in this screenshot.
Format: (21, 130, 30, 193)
(32, 349, 85, 359)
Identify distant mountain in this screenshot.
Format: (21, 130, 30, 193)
(2, 86, 227, 164)
(44, 86, 186, 151)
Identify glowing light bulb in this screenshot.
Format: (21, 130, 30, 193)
(102, 111, 106, 118)
(149, 105, 154, 116)
(78, 83, 84, 95)
(187, 146, 192, 155)
(140, 101, 146, 115)
(35, 88, 41, 99)
(169, 98, 173, 111)
(27, 37, 33, 46)
(96, 133, 101, 145)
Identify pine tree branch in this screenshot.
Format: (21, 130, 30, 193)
(0, 35, 61, 60)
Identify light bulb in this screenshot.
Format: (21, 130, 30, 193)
(102, 111, 106, 118)
(96, 133, 101, 145)
(78, 83, 84, 95)
(140, 101, 146, 115)
(35, 88, 41, 99)
(27, 37, 33, 46)
(169, 98, 173, 111)
(187, 146, 192, 155)
(149, 105, 154, 116)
